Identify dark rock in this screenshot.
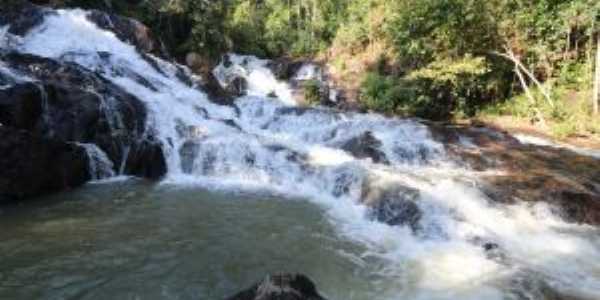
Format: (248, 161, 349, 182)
(87, 10, 167, 58)
(199, 71, 235, 106)
(222, 54, 233, 68)
(122, 139, 167, 180)
(361, 182, 422, 230)
(267, 58, 306, 81)
(226, 273, 326, 300)
(555, 191, 600, 225)
(0, 1, 53, 36)
(224, 76, 248, 97)
(0, 127, 89, 202)
(0, 52, 166, 181)
(341, 131, 389, 164)
(275, 106, 313, 117)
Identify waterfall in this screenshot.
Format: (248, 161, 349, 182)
(2, 8, 600, 300)
(78, 142, 115, 180)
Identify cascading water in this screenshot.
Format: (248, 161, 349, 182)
(77, 142, 115, 180)
(2, 8, 600, 300)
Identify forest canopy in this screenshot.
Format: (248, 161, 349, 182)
(35, 0, 600, 135)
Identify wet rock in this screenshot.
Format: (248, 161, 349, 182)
(267, 58, 306, 81)
(0, 127, 89, 202)
(275, 106, 313, 117)
(362, 182, 422, 230)
(0, 52, 166, 181)
(555, 191, 600, 225)
(122, 140, 166, 180)
(224, 76, 248, 97)
(341, 131, 389, 164)
(0, 1, 53, 36)
(226, 273, 327, 300)
(87, 10, 166, 57)
(198, 71, 235, 106)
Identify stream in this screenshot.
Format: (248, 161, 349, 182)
(1, 7, 600, 300)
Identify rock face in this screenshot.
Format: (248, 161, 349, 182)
(431, 123, 600, 225)
(87, 9, 167, 58)
(0, 0, 52, 36)
(0, 127, 89, 202)
(226, 273, 327, 300)
(0, 1, 168, 201)
(267, 58, 306, 81)
(0, 53, 167, 180)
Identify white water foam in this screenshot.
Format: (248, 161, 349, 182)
(3, 9, 600, 300)
(78, 143, 115, 180)
(213, 53, 296, 104)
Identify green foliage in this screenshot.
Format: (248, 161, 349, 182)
(360, 73, 398, 113)
(53, 0, 599, 131)
(303, 79, 322, 105)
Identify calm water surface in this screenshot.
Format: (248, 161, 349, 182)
(0, 179, 395, 300)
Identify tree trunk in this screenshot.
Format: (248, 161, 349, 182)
(594, 35, 600, 115)
(515, 65, 546, 127)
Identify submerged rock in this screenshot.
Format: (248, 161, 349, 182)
(361, 181, 422, 230)
(0, 127, 89, 202)
(341, 131, 389, 164)
(226, 273, 327, 300)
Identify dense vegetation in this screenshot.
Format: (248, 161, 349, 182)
(37, 0, 600, 137)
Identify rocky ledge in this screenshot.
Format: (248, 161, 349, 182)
(0, 1, 169, 202)
(430, 123, 600, 225)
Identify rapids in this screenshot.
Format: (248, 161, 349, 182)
(1, 8, 600, 300)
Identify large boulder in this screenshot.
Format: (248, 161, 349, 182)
(226, 273, 327, 300)
(361, 180, 422, 230)
(267, 58, 306, 81)
(87, 9, 167, 58)
(0, 0, 52, 36)
(431, 122, 600, 226)
(0, 127, 89, 202)
(0, 52, 166, 181)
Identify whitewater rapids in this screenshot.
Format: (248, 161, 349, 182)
(1, 8, 600, 300)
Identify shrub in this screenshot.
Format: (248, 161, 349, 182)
(303, 79, 322, 105)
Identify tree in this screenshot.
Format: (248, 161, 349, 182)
(594, 35, 599, 115)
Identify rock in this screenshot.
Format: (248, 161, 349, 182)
(0, 127, 89, 202)
(0, 1, 52, 36)
(199, 71, 235, 106)
(226, 273, 327, 300)
(0, 52, 166, 181)
(361, 183, 422, 230)
(555, 191, 600, 225)
(185, 52, 204, 69)
(122, 139, 167, 180)
(87, 10, 166, 57)
(341, 131, 389, 164)
(267, 58, 306, 81)
(224, 76, 248, 97)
